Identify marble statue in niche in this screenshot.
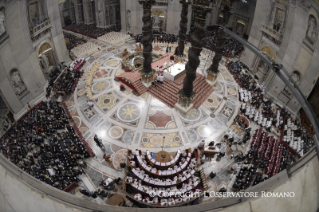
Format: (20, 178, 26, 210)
(0, 11, 5, 35)
(10, 70, 27, 96)
(306, 15, 318, 45)
(127, 10, 131, 32)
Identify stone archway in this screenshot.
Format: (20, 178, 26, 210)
(151, 9, 166, 32)
(254, 45, 275, 84)
(38, 42, 58, 80)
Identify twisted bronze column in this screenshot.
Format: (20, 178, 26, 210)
(139, 0, 155, 83)
(177, 0, 191, 56)
(207, 4, 232, 80)
(178, 1, 211, 107)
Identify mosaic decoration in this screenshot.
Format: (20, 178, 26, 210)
(147, 109, 173, 128)
(117, 103, 142, 122)
(109, 126, 124, 139)
(92, 80, 110, 93)
(112, 149, 128, 170)
(186, 129, 199, 143)
(104, 59, 120, 67)
(94, 91, 122, 113)
(140, 132, 183, 148)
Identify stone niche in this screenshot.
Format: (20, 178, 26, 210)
(9, 69, 29, 99)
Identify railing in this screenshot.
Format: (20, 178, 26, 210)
(0, 146, 316, 212)
(30, 18, 51, 40)
(260, 25, 283, 45)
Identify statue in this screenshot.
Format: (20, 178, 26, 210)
(0, 11, 5, 35)
(11, 70, 27, 96)
(127, 10, 131, 32)
(306, 15, 318, 45)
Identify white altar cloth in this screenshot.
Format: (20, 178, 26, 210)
(163, 63, 185, 81)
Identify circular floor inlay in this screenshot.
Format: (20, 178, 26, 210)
(223, 96, 228, 100)
(142, 137, 149, 143)
(112, 149, 128, 170)
(104, 59, 120, 67)
(208, 99, 214, 103)
(72, 116, 81, 128)
(117, 103, 142, 122)
(92, 81, 110, 93)
(109, 126, 124, 139)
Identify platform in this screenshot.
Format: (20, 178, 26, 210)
(163, 63, 185, 81)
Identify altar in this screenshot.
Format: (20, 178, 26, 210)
(163, 63, 185, 81)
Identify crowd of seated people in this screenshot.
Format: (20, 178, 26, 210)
(224, 59, 315, 192)
(232, 128, 295, 191)
(203, 28, 244, 57)
(228, 61, 315, 153)
(46, 68, 62, 99)
(63, 24, 119, 39)
(135, 32, 178, 44)
(47, 68, 82, 100)
(71, 42, 100, 58)
(226, 61, 315, 189)
(46, 59, 84, 99)
(63, 32, 87, 50)
(0, 101, 91, 190)
(282, 114, 314, 156)
(125, 149, 204, 206)
(97, 32, 130, 45)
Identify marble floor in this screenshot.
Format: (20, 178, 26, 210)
(61, 30, 267, 206)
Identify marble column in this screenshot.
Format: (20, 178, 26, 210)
(177, 0, 191, 57)
(138, 0, 156, 85)
(177, 0, 211, 110)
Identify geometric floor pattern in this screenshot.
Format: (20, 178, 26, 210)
(64, 33, 246, 206)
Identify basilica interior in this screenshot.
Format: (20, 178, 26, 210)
(0, 0, 319, 212)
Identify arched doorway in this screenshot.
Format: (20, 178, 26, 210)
(254, 45, 275, 85)
(38, 42, 58, 80)
(151, 9, 166, 32)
